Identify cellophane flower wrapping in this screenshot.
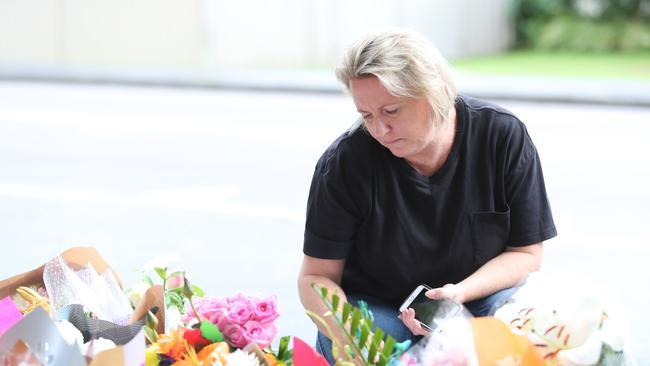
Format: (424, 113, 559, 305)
(397, 299, 478, 366)
(42, 255, 133, 325)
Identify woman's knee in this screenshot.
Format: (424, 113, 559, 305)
(464, 286, 518, 316)
(315, 331, 336, 365)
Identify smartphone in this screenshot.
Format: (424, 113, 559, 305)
(398, 284, 440, 331)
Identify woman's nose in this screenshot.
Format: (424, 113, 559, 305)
(372, 118, 391, 137)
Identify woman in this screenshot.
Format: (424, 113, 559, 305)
(297, 28, 556, 364)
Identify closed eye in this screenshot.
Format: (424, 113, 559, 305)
(385, 107, 399, 115)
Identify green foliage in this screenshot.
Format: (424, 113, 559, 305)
(452, 50, 650, 80)
(268, 335, 294, 366)
(307, 284, 406, 366)
(619, 20, 650, 50)
(511, 0, 650, 51)
(165, 288, 185, 313)
(535, 17, 620, 51)
(141, 273, 154, 286)
(154, 267, 167, 282)
(143, 309, 159, 343)
(191, 284, 205, 298)
(510, 0, 572, 47)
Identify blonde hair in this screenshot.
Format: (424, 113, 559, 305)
(336, 28, 458, 127)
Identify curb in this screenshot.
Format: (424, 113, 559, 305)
(1, 66, 649, 107)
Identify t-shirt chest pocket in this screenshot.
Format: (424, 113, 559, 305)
(469, 209, 510, 266)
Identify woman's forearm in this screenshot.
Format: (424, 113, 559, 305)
(298, 274, 348, 336)
(455, 243, 543, 303)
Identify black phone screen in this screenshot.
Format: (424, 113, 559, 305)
(410, 290, 441, 328)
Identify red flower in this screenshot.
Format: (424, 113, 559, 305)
(183, 328, 211, 347)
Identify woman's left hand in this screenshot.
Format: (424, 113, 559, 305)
(425, 283, 464, 303)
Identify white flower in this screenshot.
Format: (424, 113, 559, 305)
(557, 332, 603, 366)
(125, 281, 152, 308)
(165, 306, 183, 334)
(142, 254, 180, 272)
(494, 272, 629, 365)
(224, 350, 262, 366)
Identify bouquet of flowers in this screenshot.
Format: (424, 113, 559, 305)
(133, 256, 292, 366)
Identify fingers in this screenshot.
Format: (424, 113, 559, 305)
(425, 284, 462, 303)
(398, 308, 430, 336)
(425, 288, 443, 299)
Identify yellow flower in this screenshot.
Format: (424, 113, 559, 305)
(145, 345, 160, 366)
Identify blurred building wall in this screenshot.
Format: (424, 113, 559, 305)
(0, 0, 512, 81)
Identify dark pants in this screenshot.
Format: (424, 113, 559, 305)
(315, 287, 518, 365)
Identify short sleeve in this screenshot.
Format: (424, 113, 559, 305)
(504, 123, 557, 246)
(303, 137, 371, 259)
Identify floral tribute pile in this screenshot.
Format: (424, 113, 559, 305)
(0, 250, 305, 366)
(0, 248, 636, 366)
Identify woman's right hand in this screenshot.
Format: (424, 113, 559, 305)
(398, 307, 431, 336)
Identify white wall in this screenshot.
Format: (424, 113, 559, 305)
(0, 0, 513, 80)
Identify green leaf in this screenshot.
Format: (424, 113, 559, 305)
(154, 267, 167, 281)
(141, 274, 154, 286)
(350, 308, 361, 335)
(165, 291, 184, 312)
(182, 274, 193, 299)
(277, 335, 291, 360)
(200, 320, 224, 342)
(191, 284, 205, 298)
(342, 302, 352, 324)
(357, 322, 370, 350)
(381, 336, 396, 360)
(320, 286, 328, 299)
(364, 319, 374, 335)
(332, 294, 340, 313)
(367, 328, 384, 363)
(143, 325, 158, 343)
(145, 310, 159, 329)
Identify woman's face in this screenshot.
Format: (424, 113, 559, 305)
(349, 76, 437, 161)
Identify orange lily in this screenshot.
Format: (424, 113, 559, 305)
(197, 342, 230, 365)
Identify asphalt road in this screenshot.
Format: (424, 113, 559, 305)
(1, 81, 648, 363)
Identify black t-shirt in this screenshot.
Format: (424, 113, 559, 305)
(303, 95, 557, 306)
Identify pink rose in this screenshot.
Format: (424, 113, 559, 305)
(198, 297, 228, 313)
(209, 308, 230, 330)
(227, 301, 254, 325)
(227, 293, 253, 307)
(222, 323, 248, 348)
(182, 297, 228, 323)
(166, 274, 185, 290)
(243, 321, 276, 349)
(253, 296, 279, 323)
